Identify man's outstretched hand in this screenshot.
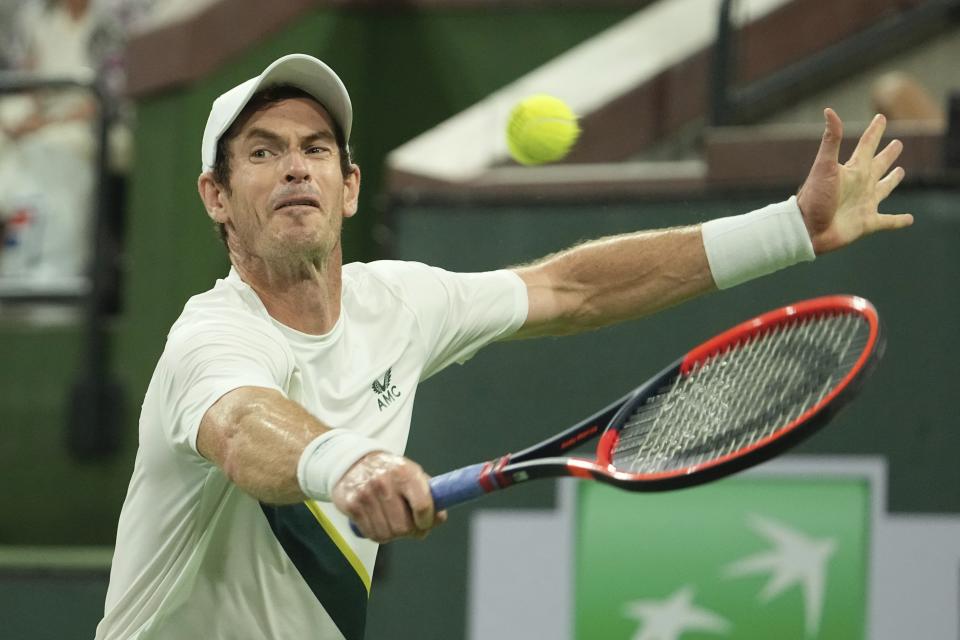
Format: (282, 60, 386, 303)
(797, 108, 914, 255)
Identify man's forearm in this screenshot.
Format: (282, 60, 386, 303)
(513, 225, 715, 338)
(198, 387, 328, 504)
(198, 386, 385, 506)
(196, 386, 440, 542)
(512, 198, 817, 339)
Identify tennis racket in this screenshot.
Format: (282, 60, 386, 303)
(428, 294, 883, 510)
(350, 295, 883, 535)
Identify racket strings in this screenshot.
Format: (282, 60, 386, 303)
(611, 313, 869, 474)
(619, 323, 782, 465)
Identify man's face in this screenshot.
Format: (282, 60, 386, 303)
(213, 97, 359, 263)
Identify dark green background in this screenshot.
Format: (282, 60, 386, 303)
(368, 189, 958, 638)
(2, 5, 957, 640)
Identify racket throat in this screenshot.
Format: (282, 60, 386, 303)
(479, 455, 513, 492)
(594, 428, 620, 468)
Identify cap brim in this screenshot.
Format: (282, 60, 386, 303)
(201, 54, 352, 171)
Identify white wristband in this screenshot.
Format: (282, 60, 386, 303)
(701, 196, 815, 290)
(297, 430, 385, 501)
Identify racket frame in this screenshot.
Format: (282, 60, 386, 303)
(461, 295, 883, 499)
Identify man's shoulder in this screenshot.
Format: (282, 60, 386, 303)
(345, 259, 432, 279)
(344, 259, 442, 292)
(166, 276, 282, 349)
(343, 260, 446, 309)
(178, 277, 264, 319)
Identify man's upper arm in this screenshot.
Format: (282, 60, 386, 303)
(160, 316, 291, 458)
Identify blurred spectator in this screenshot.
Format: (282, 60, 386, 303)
(0, 0, 124, 291)
(0, 0, 31, 70)
(870, 71, 945, 126)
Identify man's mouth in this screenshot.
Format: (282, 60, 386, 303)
(274, 196, 321, 210)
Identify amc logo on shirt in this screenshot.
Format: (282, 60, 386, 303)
(371, 368, 401, 411)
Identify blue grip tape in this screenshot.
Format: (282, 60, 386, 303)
(429, 462, 490, 511)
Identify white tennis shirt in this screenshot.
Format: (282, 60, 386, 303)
(96, 261, 528, 640)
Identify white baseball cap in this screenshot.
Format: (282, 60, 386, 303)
(200, 53, 353, 172)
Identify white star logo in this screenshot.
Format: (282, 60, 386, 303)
(622, 586, 730, 640)
(723, 514, 836, 637)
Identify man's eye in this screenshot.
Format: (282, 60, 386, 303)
(251, 148, 272, 159)
(307, 146, 331, 155)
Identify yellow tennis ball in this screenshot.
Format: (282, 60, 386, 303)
(506, 95, 580, 165)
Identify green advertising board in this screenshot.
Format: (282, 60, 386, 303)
(575, 478, 870, 639)
(467, 458, 960, 640)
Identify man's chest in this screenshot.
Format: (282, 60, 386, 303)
(284, 315, 425, 450)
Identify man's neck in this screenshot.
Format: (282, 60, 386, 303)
(232, 247, 344, 336)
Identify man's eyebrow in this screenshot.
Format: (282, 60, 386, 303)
(241, 128, 336, 146)
(242, 128, 286, 145)
(303, 130, 337, 145)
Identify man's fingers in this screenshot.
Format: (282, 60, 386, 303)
(875, 212, 914, 231)
(813, 108, 843, 163)
(405, 481, 446, 539)
(401, 469, 437, 531)
(350, 513, 374, 540)
(876, 166, 905, 201)
(800, 107, 843, 186)
(872, 139, 903, 179)
(850, 113, 887, 165)
(408, 492, 436, 532)
(361, 500, 393, 543)
(411, 511, 447, 541)
(381, 492, 417, 537)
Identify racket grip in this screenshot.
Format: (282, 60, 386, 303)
(348, 462, 491, 538)
(429, 462, 490, 511)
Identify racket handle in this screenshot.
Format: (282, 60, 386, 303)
(348, 462, 491, 537)
(429, 462, 490, 511)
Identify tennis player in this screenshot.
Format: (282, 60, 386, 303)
(95, 54, 911, 640)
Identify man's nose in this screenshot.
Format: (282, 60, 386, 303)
(284, 151, 310, 183)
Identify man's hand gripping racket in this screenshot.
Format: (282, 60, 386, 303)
(352, 295, 883, 535)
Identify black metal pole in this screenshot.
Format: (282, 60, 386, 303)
(66, 77, 124, 460)
(946, 92, 960, 170)
(710, 0, 736, 127)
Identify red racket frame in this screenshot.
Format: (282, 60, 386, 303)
(475, 295, 882, 495)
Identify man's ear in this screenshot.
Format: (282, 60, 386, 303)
(198, 172, 230, 224)
(342, 164, 361, 219)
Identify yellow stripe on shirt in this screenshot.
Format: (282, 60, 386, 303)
(303, 500, 372, 594)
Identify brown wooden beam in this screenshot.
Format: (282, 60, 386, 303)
(705, 121, 945, 188)
(388, 124, 948, 203)
(126, 0, 650, 98)
(126, 0, 315, 97)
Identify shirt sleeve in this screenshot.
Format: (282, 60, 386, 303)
(156, 315, 293, 457)
(366, 261, 528, 380)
